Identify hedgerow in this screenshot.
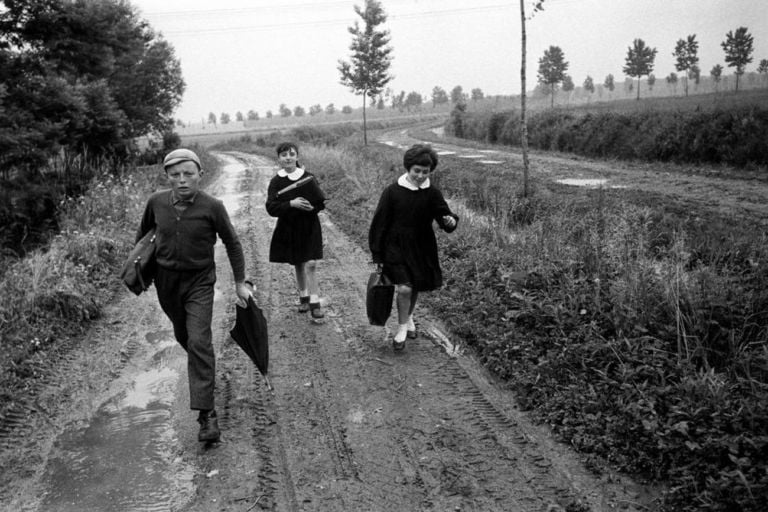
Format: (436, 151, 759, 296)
(447, 106, 768, 167)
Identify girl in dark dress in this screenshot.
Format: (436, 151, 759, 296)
(266, 142, 326, 319)
(369, 144, 459, 350)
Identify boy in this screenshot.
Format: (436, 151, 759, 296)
(136, 148, 252, 442)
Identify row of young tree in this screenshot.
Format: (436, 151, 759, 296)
(201, 84, 486, 127)
(0, 0, 185, 177)
(537, 27, 764, 106)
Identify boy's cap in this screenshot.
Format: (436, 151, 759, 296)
(163, 148, 201, 170)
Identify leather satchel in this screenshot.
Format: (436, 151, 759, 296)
(120, 228, 157, 295)
(366, 269, 394, 326)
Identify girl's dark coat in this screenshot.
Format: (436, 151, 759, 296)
(266, 171, 325, 264)
(369, 180, 458, 291)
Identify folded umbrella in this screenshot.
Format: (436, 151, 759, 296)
(230, 294, 272, 391)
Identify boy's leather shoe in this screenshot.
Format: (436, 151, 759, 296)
(198, 410, 220, 442)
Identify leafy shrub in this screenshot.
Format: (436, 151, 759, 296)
(448, 106, 768, 167)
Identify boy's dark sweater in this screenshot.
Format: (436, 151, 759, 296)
(137, 190, 245, 282)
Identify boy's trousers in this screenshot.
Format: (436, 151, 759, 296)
(155, 265, 217, 411)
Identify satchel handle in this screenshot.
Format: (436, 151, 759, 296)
(134, 258, 146, 291)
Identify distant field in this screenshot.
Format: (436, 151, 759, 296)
(176, 110, 449, 147)
(172, 81, 768, 148)
(562, 87, 768, 114)
(465, 87, 768, 114)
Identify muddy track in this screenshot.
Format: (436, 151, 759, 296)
(381, 128, 768, 225)
(0, 151, 656, 511)
(187, 151, 654, 512)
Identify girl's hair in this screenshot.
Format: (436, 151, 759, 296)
(403, 144, 438, 171)
(276, 141, 301, 168)
(276, 141, 299, 156)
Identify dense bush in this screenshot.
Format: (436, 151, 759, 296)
(446, 106, 768, 167)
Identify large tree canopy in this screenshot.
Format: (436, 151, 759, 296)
(0, 0, 185, 170)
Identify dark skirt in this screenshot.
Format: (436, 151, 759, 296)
(269, 215, 323, 264)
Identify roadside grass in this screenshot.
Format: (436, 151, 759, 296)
(218, 125, 768, 511)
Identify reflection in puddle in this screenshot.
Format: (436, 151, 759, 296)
(39, 335, 193, 512)
(556, 178, 608, 187)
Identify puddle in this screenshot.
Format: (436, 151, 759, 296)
(426, 325, 459, 357)
(217, 155, 248, 214)
(556, 178, 608, 187)
(437, 150, 456, 155)
(457, 154, 484, 159)
(479, 160, 503, 164)
(38, 332, 194, 512)
(431, 126, 445, 137)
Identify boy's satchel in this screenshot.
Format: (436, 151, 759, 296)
(120, 228, 157, 295)
(366, 269, 394, 326)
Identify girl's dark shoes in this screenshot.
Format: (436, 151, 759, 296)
(407, 329, 417, 339)
(197, 410, 220, 442)
(310, 302, 324, 319)
(392, 339, 405, 351)
(298, 296, 310, 313)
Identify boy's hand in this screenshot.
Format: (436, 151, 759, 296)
(236, 281, 254, 307)
(442, 215, 457, 229)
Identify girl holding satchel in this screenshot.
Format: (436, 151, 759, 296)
(368, 144, 459, 351)
(266, 142, 326, 319)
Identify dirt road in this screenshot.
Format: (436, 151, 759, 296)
(382, 127, 768, 225)
(0, 151, 656, 511)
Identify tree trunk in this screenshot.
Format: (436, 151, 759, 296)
(362, 88, 368, 145)
(550, 84, 555, 108)
(520, 0, 530, 198)
(636, 77, 641, 100)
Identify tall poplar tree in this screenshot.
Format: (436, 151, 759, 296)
(537, 45, 568, 108)
(673, 34, 699, 97)
(519, 1, 544, 198)
(721, 26, 754, 92)
(623, 38, 657, 100)
(338, 0, 393, 145)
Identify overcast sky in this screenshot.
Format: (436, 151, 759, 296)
(131, 0, 768, 123)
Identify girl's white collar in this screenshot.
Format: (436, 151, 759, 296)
(398, 173, 430, 190)
(277, 167, 305, 181)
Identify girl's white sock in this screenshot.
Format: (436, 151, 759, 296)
(299, 289, 309, 297)
(394, 324, 408, 342)
(406, 315, 415, 331)
(309, 294, 319, 303)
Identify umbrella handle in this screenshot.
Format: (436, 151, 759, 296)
(263, 374, 273, 392)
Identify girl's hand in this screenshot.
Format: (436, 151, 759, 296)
(290, 197, 314, 211)
(442, 215, 457, 229)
